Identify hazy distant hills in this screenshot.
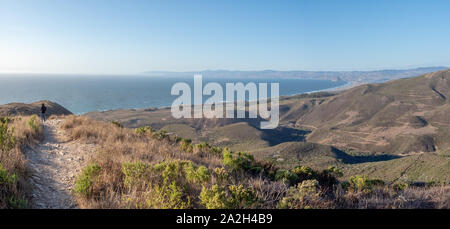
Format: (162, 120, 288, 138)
(142, 66, 447, 83)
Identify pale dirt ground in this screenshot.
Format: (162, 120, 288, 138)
(25, 119, 96, 209)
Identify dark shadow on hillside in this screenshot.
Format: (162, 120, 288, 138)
(261, 127, 311, 146)
(331, 147, 401, 164)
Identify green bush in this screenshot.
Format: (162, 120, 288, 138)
(275, 170, 299, 185)
(134, 126, 154, 136)
(122, 160, 212, 209)
(0, 120, 17, 160)
(292, 166, 316, 181)
(149, 180, 191, 209)
(348, 175, 384, 192)
(213, 167, 231, 185)
(0, 164, 17, 185)
(122, 162, 151, 187)
(192, 142, 222, 156)
(393, 182, 409, 191)
(179, 138, 193, 153)
(153, 130, 169, 140)
(278, 179, 322, 209)
(198, 184, 227, 209)
(142, 160, 201, 209)
(275, 166, 316, 185)
(111, 121, 123, 128)
(74, 163, 101, 197)
(227, 185, 259, 208)
(222, 149, 261, 173)
(199, 184, 259, 209)
(184, 164, 211, 184)
(195, 142, 210, 150)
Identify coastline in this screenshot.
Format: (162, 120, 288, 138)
(80, 79, 355, 115)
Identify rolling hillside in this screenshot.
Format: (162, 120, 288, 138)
(84, 69, 450, 183)
(291, 69, 450, 155)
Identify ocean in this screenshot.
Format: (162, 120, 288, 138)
(0, 74, 347, 114)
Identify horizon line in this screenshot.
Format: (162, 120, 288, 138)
(0, 66, 448, 76)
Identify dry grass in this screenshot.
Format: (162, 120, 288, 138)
(61, 115, 450, 209)
(61, 115, 226, 208)
(334, 186, 450, 209)
(0, 115, 42, 208)
(61, 115, 222, 168)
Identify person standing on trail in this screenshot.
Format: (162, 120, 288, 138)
(40, 103, 47, 122)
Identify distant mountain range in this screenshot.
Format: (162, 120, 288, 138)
(142, 67, 448, 83)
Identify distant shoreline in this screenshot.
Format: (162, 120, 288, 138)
(79, 80, 357, 116)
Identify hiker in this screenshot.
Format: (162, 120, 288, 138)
(41, 103, 47, 122)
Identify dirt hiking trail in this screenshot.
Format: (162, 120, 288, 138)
(25, 118, 95, 209)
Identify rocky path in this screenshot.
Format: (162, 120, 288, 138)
(25, 119, 95, 209)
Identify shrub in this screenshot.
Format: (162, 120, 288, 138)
(153, 130, 169, 140)
(227, 185, 259, 208)
(0, 164, 17, 185)
(122, 162, 151, 187)
(134, 126, 154, 136)
(179, 138, 193, 153)
(275, 170, 299, 185)
(192, 142, 222, 156)
(213, 167, 231, 185)
(275, 166, 316, 186)
(348, 175, 384, 193)
(74, 164, 101, 197)
(278, 179, 324, 209)
(222, 149, 261, 173)
(122, 160, 211, 209)
(292, 166, 316, 181)
(0, 116, 41, 209)
(0, 120, 17, 160)
(111, 121, 123, 128)
(317, 166, 343, 187)
(199, 184, 227, 209)
(199, 184, 259, 209)
(141, 161, 200, 209)
(195, 142, 210, 151)
(184, 164, 211, 184)
(148, 180, 191, 209)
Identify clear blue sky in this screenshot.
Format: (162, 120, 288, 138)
(1, 0, 449, 74)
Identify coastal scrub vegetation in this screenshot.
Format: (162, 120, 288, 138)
(0, 115, 42, 208)
(62, 115, 449, 209)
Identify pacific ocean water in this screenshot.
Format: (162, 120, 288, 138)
(0, 74, 347, 114)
